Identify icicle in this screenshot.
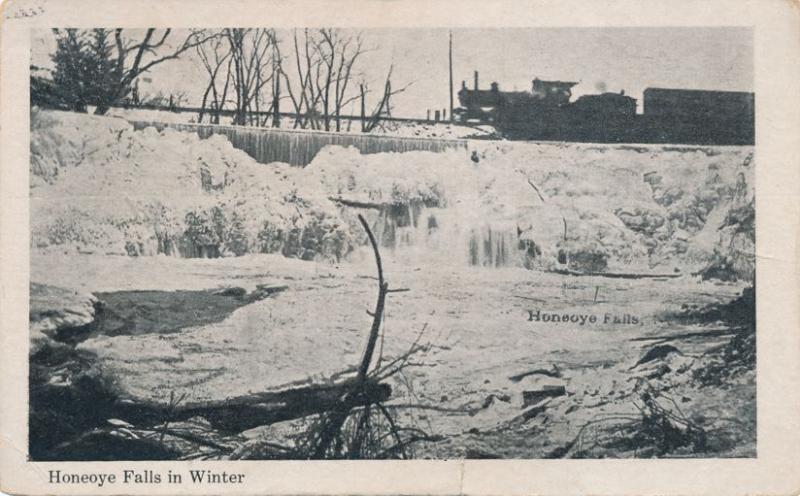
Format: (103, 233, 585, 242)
(128, 120, 468, 167)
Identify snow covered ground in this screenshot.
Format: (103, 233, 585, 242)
(31, 251, 754, 457)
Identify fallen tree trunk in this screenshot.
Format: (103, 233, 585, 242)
(328, 196, 386, 210)
(629, 328, 740, 344)
(548, 268, 683, 279)
(110, 378, 391, 432)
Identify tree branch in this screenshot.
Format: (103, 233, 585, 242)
(356, 214, 388, 382)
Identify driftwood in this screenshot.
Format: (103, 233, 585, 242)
(356, 214, 390, 381)
(110, 379, 391, 433)
(328, 196, 386, 210)
(523, 386, 566, 407)
(526, 177, 547, 204)
(509, 365, 562, 382)
(549, 268, 683, 279)
(518, 398, 553, 422)
(513, 295, 546, 304)
(629, 328, 740, 345)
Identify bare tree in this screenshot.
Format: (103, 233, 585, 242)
(275, 28, 321, 129)
(196, 33, 232, 124)
(277, 29, 366, 131)
(313, 29, 365, 131)
(196, 28, 407, 132)
(225, 28, 276, 125)
(362, 64, 412, 133)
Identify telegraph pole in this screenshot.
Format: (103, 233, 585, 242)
(272, 50, 281, 128)
(448, 30, 454, 123)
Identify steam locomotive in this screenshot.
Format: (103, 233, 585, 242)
(454, 73, 754, 145)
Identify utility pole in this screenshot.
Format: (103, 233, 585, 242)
(448, 30, 454, 123)
(272, 51, 281, 128)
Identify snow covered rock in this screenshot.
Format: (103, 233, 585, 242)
(29, 283, 99, 340)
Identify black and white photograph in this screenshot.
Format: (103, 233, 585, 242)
(26, 25, 757, 462)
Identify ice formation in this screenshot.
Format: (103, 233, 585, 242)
(30, 109, 755, 279)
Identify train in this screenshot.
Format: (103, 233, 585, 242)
(453, 73, 754, 145)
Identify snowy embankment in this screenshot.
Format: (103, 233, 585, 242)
(31, 109, 754, 279)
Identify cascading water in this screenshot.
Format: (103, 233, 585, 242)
(295, 143, 562, 269)
(369, 200, 431, 249)
(129, 121, 468, 166)
(468, 225, 523, 268)
(358, 199, 533, 269)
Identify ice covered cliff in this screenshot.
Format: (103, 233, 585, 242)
(31, 110, 352, 261)
(30, 109, 754, 280)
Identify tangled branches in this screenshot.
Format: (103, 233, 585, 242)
(235, 213, 435, 460)
(299, 214, 432, 459)
(550, 384, 708, 458)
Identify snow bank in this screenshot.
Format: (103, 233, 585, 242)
(304, 141, 753, 277)
(477, 141, 754, 275)
(30, 110, 130, 187)
(31, 109, 351, 260)
(30, 110, 754, 280)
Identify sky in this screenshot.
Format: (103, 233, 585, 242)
(31, 27, 753, 117)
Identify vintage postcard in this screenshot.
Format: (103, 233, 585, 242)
(1, 0, 799, 494)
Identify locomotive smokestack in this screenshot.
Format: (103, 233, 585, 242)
(474, 71, 479, 90)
